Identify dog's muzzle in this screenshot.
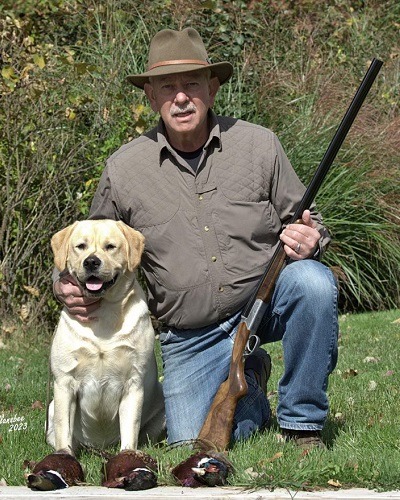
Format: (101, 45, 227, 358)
(79, 255, 118, 295)
(83, 255, 102, 273)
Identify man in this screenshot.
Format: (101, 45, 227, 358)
(54, 28, 338, 449)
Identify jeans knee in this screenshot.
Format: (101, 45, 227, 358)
(279, 260, 337, 308)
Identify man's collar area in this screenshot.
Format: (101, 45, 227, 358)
(157, 110, 222, 163)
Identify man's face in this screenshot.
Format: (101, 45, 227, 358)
(144, 70, 220, 149)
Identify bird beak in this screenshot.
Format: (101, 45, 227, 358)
(191, 467, 205, 476)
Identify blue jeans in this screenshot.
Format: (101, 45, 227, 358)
(159, 260, 338, 445)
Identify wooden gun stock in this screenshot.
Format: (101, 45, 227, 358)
(197, 321, 250, 451)
(198, 248, 287, 451)
(197, 58, 383, 452)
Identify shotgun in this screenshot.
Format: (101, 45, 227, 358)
(197, 58, 383, 452)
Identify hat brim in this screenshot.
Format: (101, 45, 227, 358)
(126, 62, 233, 89)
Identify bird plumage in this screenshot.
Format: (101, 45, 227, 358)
(102, 449, 158, 490)
(26, 453, 84, 491)
(171, 451, 233, 488)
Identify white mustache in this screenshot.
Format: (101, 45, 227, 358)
(170, 103, 197, 116)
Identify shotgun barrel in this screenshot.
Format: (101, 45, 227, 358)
(244, 57, 383, 316)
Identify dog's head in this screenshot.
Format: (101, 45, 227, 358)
(51, 220, 145, 297)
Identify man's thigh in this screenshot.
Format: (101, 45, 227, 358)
(160, 317, 238, 444)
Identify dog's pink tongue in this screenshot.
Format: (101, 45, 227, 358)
(86, 278, 103, 291)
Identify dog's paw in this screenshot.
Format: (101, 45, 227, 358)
(171, 451, 233, 488)
(26, 453, 84, 490)
(102, 450, 158, 490)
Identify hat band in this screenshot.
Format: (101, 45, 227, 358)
(148, 59, 209, 71)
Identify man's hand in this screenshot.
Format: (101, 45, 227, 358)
(280, 210, 320, 261)
(53, 272, 101, 322)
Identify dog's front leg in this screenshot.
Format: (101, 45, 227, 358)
(53, 378, 76, 453)
(119, 384, 144, 451)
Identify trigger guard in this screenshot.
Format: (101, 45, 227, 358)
(244, 334, 260, 357)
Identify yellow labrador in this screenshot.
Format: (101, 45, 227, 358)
(46, 219, 165, 453)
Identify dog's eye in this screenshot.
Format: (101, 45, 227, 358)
(76, 243, 87, 250)
(105, 244, 116, 251)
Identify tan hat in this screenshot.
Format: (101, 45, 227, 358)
(126, 28, 233, 89)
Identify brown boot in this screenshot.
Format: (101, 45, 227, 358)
(281, 429, 326, 450)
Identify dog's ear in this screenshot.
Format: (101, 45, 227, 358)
(51, 222, 79, 271)
(116, 221, 145, 272)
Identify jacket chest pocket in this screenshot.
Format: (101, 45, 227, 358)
(211, 198, 281, 276)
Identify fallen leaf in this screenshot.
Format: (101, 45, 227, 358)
(0, 478, 7, 486)
(363, 356, 379, 363)
(328, 479, 342, 488)
(1, 66, 16, 80)
(334, 412, 345, 423)
(343, 368, 358, 378)
(260, 452, 283, 465)
(65, 107, 76, 120)
(31, 400, 44, 410)
(270, 452, 283, 461)
(33, 54, 46, 69)
(23, 285, 40, 297)
(391, 318, 400, 324)
(384, 370, 394, 377)
(244, 467, 261, 478)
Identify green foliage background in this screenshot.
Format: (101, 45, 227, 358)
(1, 0, 399, 329)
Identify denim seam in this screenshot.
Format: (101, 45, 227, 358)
(323, 269, 339, 393)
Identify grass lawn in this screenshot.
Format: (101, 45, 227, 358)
(0, 309, 399, 491)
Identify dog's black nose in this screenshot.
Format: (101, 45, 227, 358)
(83, 255, 101, 272)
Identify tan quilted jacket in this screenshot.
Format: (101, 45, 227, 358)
(90, 111, 330, 329)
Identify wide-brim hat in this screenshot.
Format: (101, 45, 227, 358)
(126, 28, 233, 89)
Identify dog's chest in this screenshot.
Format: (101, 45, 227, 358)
(72, 340, 137, 422)
(71, 337, 137, 381)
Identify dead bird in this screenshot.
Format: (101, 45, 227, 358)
(26, 452, 84, 491)
(172, 451, 233, 488)
(102, 449, 158, 490)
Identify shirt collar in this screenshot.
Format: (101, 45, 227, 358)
(157, 110, 222, 164)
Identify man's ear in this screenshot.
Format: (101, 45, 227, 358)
(51, 222, 78, 271)
(208, 76, 220, 107)
(116, 221, 145, 272)
(144, 82, 159, 112)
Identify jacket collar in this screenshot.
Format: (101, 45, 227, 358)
(157, 110, 221, 163)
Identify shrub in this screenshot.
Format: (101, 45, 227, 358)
(0, 0, 399, 329)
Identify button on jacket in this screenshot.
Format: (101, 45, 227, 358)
(90, 111, 331, 329)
